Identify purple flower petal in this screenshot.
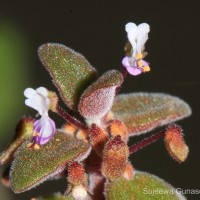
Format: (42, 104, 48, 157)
(126, 66, 142, 76)
(122, 56, 132, 68)
(122, 56, 143, 76)
(33, 116, 56, 145)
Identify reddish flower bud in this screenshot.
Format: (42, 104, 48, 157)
(101, 136, 129, 181)
(110, 120, 128, 142)
(165, 124, 189, 163)
(89, 124, 109, 156)
(68, 162, 87, 186)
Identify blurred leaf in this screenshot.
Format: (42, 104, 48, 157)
(38, 43, 97, 110)
(0, 21, 29, 140)
(0, 117, 33, 165)
(79, 70, 123, 119)
(10, 131, 90, 193)
(35, 193, 73, 200)
(112, 93, 191, 136)
(105, 171, 186, 200)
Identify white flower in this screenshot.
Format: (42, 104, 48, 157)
(24, 87, 50, 116)
(125, 22, 150, 57)
(122, 22, 151, 76)
(24, 87, 56, 146)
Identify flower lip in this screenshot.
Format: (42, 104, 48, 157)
(33, 116, 56, 145)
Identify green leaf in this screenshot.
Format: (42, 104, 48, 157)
(78, 70, 123, 120)
(38, 43, 97, 110)
(34, 193, 73, 200)
(106, 171, 186, 200)
(10, 131, 90, 193)
(111, 93, 191, 136)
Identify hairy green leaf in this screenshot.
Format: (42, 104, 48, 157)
(10, 131, 90, 193)
(112, 93, 191, 136)
(106, 171, 186, 200)
(79, 70, 123, 120)
(38, 43, 97, 110)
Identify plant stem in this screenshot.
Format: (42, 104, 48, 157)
(121, 68, 128, 79)
(129, 130, 165, 155)
(57, 106, 87, 130)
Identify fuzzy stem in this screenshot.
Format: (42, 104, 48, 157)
(129, 130, 165, 155)
(57, 106, 87, 130)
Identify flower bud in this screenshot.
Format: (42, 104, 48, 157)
(89, 124, 109, 156)
(68, 162, 87, 186)
(165, 124, 189, 163)
(101, 136, 129, 181)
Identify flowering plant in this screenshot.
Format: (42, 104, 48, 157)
(0, 22, 191, 200)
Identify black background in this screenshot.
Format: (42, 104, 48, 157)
(0, 0, 200, 199)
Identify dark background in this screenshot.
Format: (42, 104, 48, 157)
(0, 0, 199, 199)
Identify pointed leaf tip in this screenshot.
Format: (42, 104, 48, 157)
(112, 93, 191, 136)
(38, 43, 97, 110)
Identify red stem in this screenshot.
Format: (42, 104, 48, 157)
(121, 68, 128, 79)
(129, 130, 165, 155)
(57, 106, 87, 130)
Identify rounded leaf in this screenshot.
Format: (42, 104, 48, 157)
(78, 70, 123, 120)
(106, 171, 186, 200)
(38, 43, 97, 110)
(112, 93, 191, 136)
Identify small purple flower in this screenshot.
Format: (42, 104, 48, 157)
(33, 115, 56, 145)
(122, 22, 151, 76)
(24, 87, 56, 148)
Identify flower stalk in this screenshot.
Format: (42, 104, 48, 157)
(56, 105, 87, 130)
(129, 130, 165, 155)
